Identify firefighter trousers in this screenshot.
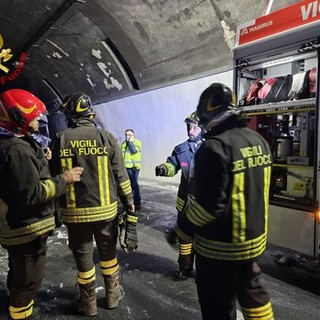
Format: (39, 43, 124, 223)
(66, 220, 118, 273)
(196, 254, 274, 320)
(178, 236, 194, 270)
(3, 236, 48, 311)
(177, 210, 194, 270)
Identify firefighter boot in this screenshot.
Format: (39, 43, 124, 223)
(8, 306, 41, 320)
(74, 282, 97, 317)
(175, 266, 193, 280)
(176, 243, 194, 280)
(104, 271, 124, 309)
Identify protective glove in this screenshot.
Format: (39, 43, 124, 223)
(166, 227, 179, 248)
(118, 208, 138, 253)
(155, 164, 168, 176)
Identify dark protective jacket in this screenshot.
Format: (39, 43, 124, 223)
(50, 119, 133, 224)
(0, 135, 66, 245)
(177, 115, 272, 261)
(163, 140, 199, 212)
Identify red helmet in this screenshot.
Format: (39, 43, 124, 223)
(0, 89, 46, 135)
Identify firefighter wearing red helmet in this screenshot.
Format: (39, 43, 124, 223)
(0, 89, 83, 320)
(0, 88, 47, 135)
(176, 83, 274, 320)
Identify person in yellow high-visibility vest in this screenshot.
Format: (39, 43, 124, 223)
(121, 129, 142, 210)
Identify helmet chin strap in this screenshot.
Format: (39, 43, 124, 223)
(26, 127, 35, 135)
(68, 118, 78, 128)
(10, 108, 26, 127)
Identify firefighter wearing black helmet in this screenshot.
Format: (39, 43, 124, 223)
(155, 112, 202, 279)
(60, 92, 95, 126)
(176, 83, 274, 320)
(50, 92, 136, 317)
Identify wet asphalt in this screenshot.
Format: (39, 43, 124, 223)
(0, 178, 319, 320)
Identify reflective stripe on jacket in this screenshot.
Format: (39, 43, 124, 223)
(0, 136, 64, 245)
(162, 140, 199, 212)
(121, 138, 142, 170)
(180, 117, 272, 261)
(51, 120, 133, 223)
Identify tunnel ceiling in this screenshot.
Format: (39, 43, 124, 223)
(0, 0, 301, 107)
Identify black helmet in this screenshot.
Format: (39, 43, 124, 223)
(196, 83, 235, 128)
(61, 92, 95, 125)
(184, 111, 200, 126)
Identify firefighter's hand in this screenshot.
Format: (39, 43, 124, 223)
(155, 164, 168, 176)
(43, 147, 52, 160)
(166, 228, 179, 247)
(62, 166, 84, 184)
(125, 203, 135, 212)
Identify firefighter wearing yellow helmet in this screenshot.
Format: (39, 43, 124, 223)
(155, 111, 202, 279)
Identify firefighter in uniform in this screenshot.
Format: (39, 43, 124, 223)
(50, 92, 137, 317)
(155, 112, 202, 279)
(176, 83, 274, 320)
(0, 89, 83, 320)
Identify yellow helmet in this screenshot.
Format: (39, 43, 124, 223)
(184, 111, 199, 125)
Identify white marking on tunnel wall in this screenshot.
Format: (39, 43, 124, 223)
(220, 20, 235, 51)
(100, 41, 133, 91)
(97, 62, 110, 77)
(97, 61, 123, 90)
(46, 39, 69, 57)
(92, 48, 102, 59)
(86, 75, 96, 88)
(103, 77, 123, 91)
(50, 52, 63, 59)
